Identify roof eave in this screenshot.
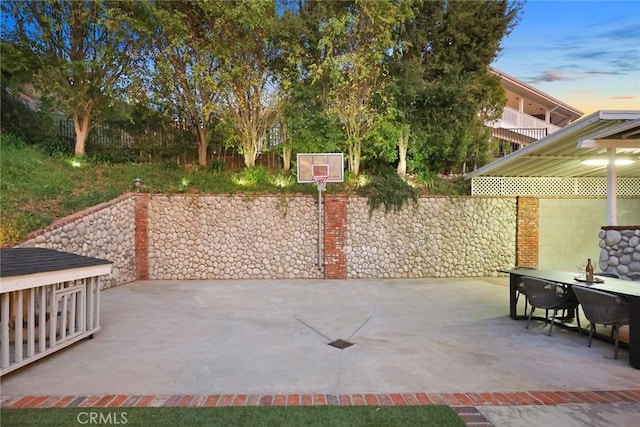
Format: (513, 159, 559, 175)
(465, 110, 640, 179)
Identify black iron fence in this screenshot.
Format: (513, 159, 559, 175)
(58, 119, 282, 167)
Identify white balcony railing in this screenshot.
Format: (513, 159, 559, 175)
(493, 106, 561, 134)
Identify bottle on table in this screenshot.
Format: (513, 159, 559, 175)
(586, 258, 594, 281)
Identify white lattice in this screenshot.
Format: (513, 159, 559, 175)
(472, 177, 640, 196)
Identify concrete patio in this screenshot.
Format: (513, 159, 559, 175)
(2, 277, 639, 426)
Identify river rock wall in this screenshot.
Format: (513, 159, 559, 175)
(19, 195, 137, 288)
(347, 197, 516, 278)
(599, 227, 640, 280)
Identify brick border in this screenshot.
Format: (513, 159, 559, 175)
(4, 390, 638, 427)
(3, 390, 638, 409)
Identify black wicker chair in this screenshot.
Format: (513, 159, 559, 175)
(522, 277, 581, 336)
(515, 266, 537, 317)
(627, 272, 640, 281)
(572, 286, 630, 359)
(595, 272, 621, 279)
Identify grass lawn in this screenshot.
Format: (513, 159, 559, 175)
(0, 406, 464, 427)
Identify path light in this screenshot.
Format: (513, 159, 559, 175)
(134, 177, 142, 193)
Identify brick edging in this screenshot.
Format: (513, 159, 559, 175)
(3, 390, 639, 409)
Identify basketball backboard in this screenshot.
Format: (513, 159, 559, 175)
(297, 153, 344, 183)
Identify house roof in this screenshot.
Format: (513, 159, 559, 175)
(0, 247, 112, 293)
(489, 67, 583, 124)
(466, 110, 640, 179)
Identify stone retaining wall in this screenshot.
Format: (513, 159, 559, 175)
(599, 226, 640, 280)
(19, 194, 137, 289)
(147, 195, 323, 279)
(16, 193, 518, 284)
(347, 197, 516, 277)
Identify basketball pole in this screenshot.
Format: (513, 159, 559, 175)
(318, 184, 322, 271)
(316, 179, 327, 272)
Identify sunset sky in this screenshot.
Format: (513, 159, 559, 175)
(492, 0, 640, 116)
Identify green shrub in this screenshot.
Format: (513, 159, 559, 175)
(356, 168, 418, 214)
(208, 159, 227, 173)
(416, 170, 437, 189)
(0, 132, 25, 148)
(233, 165, 271, 187)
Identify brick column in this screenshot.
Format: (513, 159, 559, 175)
(516, 196, 539, 268)
(135, 194, 149, 280)
(324, 195, 347, 279)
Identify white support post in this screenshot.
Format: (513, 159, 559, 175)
(1, 293, 9, 368)
(16, 291, 23, 362)
(27, 288, 35, 357)
(38, 287, 46, 352)
(607, 147, 617, 226)
(49, 284, 56, 347)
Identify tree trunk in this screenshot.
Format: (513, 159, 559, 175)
(72, 110, 92, 156)
(282, 145, 292, 171)
(243, 136, 258, 168)
(349, 138, 361, 176)
(397, 128, 409, 177)
(196, 126, 208, 166)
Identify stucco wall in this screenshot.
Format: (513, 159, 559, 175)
(538, 198, 640, 272)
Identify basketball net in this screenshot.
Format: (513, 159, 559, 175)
(314, 175, 328, 192)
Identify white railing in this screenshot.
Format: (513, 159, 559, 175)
(0, 277, 100, 376)
(494, 106, 561, 134)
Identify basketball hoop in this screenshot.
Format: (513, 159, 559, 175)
(313, 175, 329, 192)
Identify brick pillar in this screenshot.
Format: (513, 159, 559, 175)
(324, 195, 347, 279)
(516, 196, 539, 268)
(135, 194, 149, 280)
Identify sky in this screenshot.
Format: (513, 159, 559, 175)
(491, 0, 640, 116)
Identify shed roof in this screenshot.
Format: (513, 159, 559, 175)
(465, 110, 640, 179)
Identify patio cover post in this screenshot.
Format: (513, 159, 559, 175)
(607, 147, 617, 226)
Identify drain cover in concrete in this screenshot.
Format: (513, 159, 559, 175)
(328, 339, 354, 349)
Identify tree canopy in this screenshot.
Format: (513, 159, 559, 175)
(1, 0, 522, 175)
(2, 0, 140, 156)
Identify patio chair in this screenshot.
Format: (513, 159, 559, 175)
(522, 277, 581, 336)
(627, 272, 640, 281)
(515, 266, 537, 317)
(572, 286, 630, 359)
(595, 271, 620, 279)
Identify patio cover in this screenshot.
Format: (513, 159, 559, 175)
(465, 110, 640, 225)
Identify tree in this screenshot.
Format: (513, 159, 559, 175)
(2, 0, 139, 156)
(390, 0, 521, 175)
(139, 1, 222, 166)
(211, 1, 282, 168)
(274, 0, 346, 170)
(309, 0, 407, 175)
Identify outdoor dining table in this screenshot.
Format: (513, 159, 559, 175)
(500, 268, 640, 369)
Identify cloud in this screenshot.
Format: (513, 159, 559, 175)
(527, 70, 618, 84)
(598, 23, 640, 42)
(608, 96, 637, 101)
